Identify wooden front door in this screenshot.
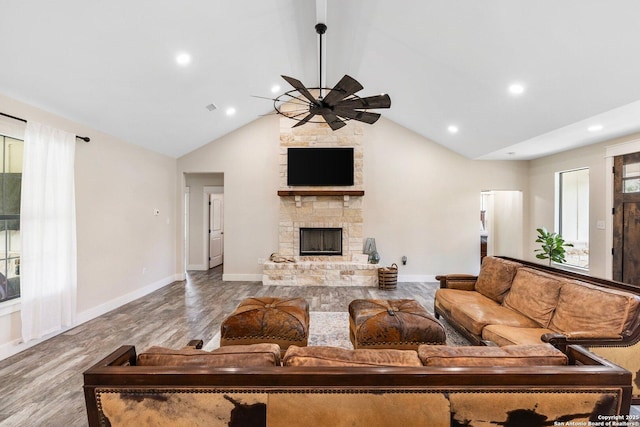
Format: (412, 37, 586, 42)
(612, 152, 640, 284)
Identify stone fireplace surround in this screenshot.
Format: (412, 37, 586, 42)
(262, 117, 378, 287)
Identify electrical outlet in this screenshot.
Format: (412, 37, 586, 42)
(258, 258, 265, 264)
(142, 267, 147, 275)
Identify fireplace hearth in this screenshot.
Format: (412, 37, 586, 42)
(300, 228, 342, 256)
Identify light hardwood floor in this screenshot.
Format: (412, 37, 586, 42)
(0, 266, 637, 426)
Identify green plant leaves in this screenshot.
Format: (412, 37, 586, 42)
(534, 227, 573, 265)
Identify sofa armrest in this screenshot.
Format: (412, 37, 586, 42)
(542, 332, 624, 352)
(435, 274, 478, 290)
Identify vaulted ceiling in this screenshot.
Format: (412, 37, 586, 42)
(1, 1, 640, 159)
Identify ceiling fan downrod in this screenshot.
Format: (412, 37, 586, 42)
(315, 23, 327, 99)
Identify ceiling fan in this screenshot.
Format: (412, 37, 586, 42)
(271, 23, 391, 131)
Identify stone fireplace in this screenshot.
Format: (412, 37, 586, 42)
(262, 115, 378, 287)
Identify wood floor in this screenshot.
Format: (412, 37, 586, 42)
(0, 266, 440, 426)
(0, 265, 637, 426)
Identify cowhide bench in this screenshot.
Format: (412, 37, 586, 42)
(220, 297, 309, 355)
(349, 299, 446, 350)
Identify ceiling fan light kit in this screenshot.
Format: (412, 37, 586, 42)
(273, 23, 391, 131)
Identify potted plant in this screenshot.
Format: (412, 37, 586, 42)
(535, 227, 573, 265)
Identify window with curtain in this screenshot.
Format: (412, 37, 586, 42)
(0, 134, 22, 303)
(558, 168, 589, 268)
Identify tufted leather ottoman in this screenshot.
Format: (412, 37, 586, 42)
(220, 297, 309, 354)
(349, 299, 446, 350)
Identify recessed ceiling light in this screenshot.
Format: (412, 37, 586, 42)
(271, 85, 281, 94)
(508, 83, 525, 95)
(175, 52, 191, 66)
(226, 107, 236, 116)
(588, 124, 603, 132)
(447, 125, 459, 134)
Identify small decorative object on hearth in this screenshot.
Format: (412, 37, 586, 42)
(378, 263, 398, 290)
(364, 238, 380, 264)
(269, 253, 296, 263)
(364, 238, 376, 255)
(534, 227, 573, 266)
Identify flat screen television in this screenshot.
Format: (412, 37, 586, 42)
(287, 147, 354, 186)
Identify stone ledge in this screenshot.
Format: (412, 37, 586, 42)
(263, 261, 379, 287)
(263, 261, 379, 271)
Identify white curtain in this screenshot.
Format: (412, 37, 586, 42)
(20, 121, 77, 342)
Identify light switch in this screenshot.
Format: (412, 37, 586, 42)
(596, 220, 605, 230)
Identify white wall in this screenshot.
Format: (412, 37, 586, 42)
(178, 115, 530, 280)
(363, 118, 529, 278)
(0, 93, 178, 359)
(527, 131, 640, 278)
(177, 115, 281, 280)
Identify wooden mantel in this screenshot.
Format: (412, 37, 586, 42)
(277, 190, 364, 207)
(277, 190, 365, 197)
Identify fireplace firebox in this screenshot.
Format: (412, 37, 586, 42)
(299, 228, 342, 256)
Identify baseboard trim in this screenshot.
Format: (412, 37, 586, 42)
(222, 273, 263, 282)
(398, 274, 437, 283)
(0, 273, 180, 362)
(0, 328, 73, 362)
(76, 274, 178, 324)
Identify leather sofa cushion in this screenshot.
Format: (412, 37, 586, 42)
(450, 301, 539, 336)
(418, 344, 567, 366)
(282, 345, 422, 367)
(503, 268, 565, 327)
(549, 281, 640, 336)
(137, 343, 282, 367)
(482, 324, 554, 346)
(435, 288, 497, 315)
(475, 256, 522, 303)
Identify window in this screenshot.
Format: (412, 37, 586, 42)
(622, 161, 640, 193)
(0, 134, 22, 303)
(558, 168, 589, 268)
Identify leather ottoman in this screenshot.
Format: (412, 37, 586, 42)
(349, 299, 446, 350)
(220, 297, 309, 354)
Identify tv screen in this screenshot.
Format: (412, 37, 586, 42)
(287, 148, 354, 186)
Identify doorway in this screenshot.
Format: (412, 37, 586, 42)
(184, 173, 224, 271)
(481, 190, 524, 260)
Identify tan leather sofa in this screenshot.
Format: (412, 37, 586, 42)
(84, 342, 632, 426)
(435, 255, 640, 402)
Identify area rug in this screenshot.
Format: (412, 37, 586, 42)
(203, 312, 468, 350)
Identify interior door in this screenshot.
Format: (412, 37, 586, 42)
(209, 193, 223, 268)
(613, 152, 640, 284)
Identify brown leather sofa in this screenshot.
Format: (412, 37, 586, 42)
(435, 255, 640, 402)
(84, 342, 632, 426)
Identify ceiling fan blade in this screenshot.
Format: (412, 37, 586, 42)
(322, 75, 364, 107)
(335, 94, 391, 110)
(281, 75, 319, 106)
(333, 108, 381, 124)
(292, 113, 316, 128)
(321, 112, 346, 130)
